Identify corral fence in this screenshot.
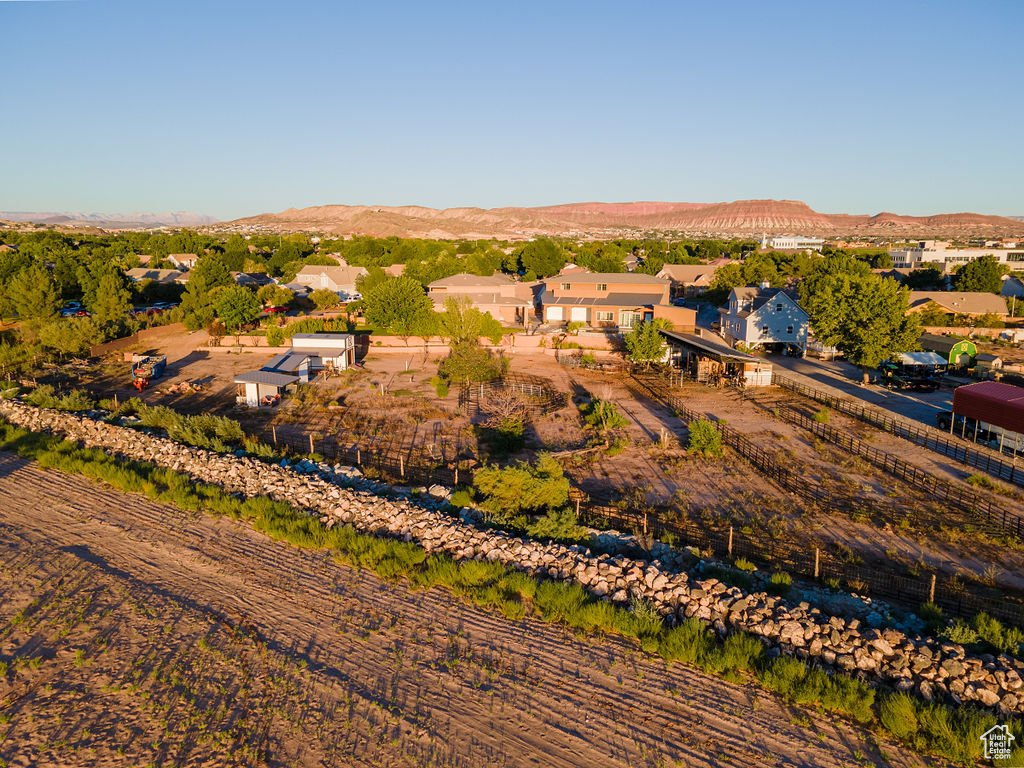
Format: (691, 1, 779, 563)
(571, 492, 1024, 630)
(624, 371, 1024, 627)
(458, 374, 567, 417)
(774, 404, 1024, 540)
(773, 373, 1024, 488)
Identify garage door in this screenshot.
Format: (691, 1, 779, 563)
(547, 306, 564, 321)
(570, 307, 588, 322)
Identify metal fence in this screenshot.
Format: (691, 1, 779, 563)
(774, 404, 1024, 540)
(773, 373, 1024, 487)
(575, 495, 1024, 628)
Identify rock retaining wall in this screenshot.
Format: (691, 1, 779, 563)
(1, 398, 1022, 714)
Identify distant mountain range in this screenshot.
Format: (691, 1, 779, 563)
(0, 211, 219, 229)
(222, 200, 1024, 240)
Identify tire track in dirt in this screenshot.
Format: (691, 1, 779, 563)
(0, 453, 931, 767)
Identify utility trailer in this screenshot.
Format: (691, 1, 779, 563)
(131, 354, 166, 391)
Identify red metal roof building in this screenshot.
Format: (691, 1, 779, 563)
(952, 381, 1024, 434)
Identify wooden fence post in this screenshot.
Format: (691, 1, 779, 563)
(399, 455, 405, 478)
(356, 447, 361, 465)
(272, 426, 278, 446)
(308, 433, 314, 454)
(454, 466, 459, 486)
(727, 526, 734, 558)
(814, 547, 820, 579)
(929, 574, 937, 604)
(575, 498, 581, 517)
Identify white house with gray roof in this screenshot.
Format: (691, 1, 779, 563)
(719, 284, 809, 354)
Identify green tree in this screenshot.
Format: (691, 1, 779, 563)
(438, 342, 506, 383)
(800, 261, 920, 374)
(363, 276, 433, 343)
(179, 254, 233, 330)
(471, 453, 570, 524)
(38, 317, 100, 358)
(953, 255, 1003, 294)
(256, 284, 294, 308)
(9, 265, 60, 342)
(624, 318, 671, 368)
(516, 238, 566, 279)
(89, 270, 133, 340)
(438, 296, 504, 345)
(309, 288, 341, 311)
(213, 285, 262, 334)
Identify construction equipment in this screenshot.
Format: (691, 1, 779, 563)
(131, 354, 166, 391)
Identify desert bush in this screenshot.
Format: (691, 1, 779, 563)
(657, 618, 714, 665)
(918, 601, 944, 633)
(941, 619, 980, 646)
(265, 325, 285, 347)
(687, 419, 723, 458)
(526, 508, 587, 544)
(709, 632, 765, 676)
(767, 570, 792, 595)
(471, 453, 569, 523)
(133, 403, 246, 452)
(24, 385, 95, 412)
(733, 556, 757, 573)
(812, 407, 830, 424)
(430, 375, 449, 398)
(878, 692, 918, 739)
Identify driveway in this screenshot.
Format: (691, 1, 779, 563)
(769, 354, 954, 427)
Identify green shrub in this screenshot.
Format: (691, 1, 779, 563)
(767, 570, 792, 595)
(878, 692, 918, 739)
(812, 407, 831, 424)
(430, 375, 449, 398)
(657, 618, 714, 665)
(733, 557, 757, 573)
(628, 598, 665, 638)
(24, 385, 95, 412)
(526, 508, 587, 544)
(471, 453, 569, 523)
(710, 632, 765, 675)
(918, 601, 944, 632)
(687, 419, 723, 458)
(265, 325, 285, 347)
(941, 619, 980, 645)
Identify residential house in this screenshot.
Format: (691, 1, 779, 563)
(540, 272, 694, 332)
(125, 267, 188, 285)
(1002, 276, 1024, 317)
(718, 284, 809, 354)
(167, 254, 199, 270)
(232, 271, 277, 288)
(427, 273, 536, 327)
(235, 333, 356, 406)
(657, 263, 721, 299)
(907, 291, 1008, 320)
(293, 264, 368, 298)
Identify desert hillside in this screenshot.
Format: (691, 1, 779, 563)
(220, 199, 1024, 240)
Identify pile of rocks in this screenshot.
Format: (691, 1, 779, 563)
(2, 397, 1021, 714)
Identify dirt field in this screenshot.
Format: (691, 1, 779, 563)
(0, 454, 930, 768)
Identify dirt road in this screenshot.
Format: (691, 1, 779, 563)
(0, 455, 929, 767)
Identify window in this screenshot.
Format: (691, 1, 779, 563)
(786, 325, 794, 335)
(776, 303, 783, 312)
(761, 325, 769, 335)
(560, 282, 571, 290)
(596, 283, 607, 291)
(596, 311, 613, 322)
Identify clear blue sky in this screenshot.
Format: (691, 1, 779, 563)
(3, 0, 1022, 219)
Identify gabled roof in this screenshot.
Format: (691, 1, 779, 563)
(909, 291, 1008, 315)
(429, 272, 515, 288)
(547, 272, 667, 285)
(294, 265, 368, 285)
(234, 370, 299, 386)
(427, 290, 530, 306)
(125, 268, 185, 283)
(728, 285, 806, 315)
(657, 264, 719, 283)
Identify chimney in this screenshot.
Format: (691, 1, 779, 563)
(760, 280, 770, 289)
